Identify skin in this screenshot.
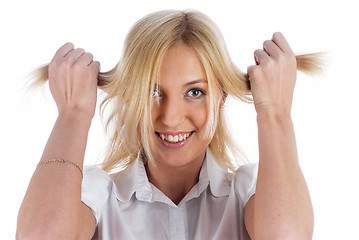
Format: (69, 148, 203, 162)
(16, 43, 98, 239)
(146, 43, 220, 205)
(16, 32, 313, 239)
(245, 32, 314, 239)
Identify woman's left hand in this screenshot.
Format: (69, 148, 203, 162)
(247, 32, 297, 118)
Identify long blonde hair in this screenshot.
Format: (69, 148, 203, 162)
(32, 9, 323, 173)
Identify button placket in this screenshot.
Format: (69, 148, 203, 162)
(169, 205, 186, 240)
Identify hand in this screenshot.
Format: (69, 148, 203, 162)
(48, 42, 100, 119)
(247, 32, 297, 118)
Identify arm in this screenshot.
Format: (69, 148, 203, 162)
(16, 43, 100, 240)
(244, 33, 314, 240)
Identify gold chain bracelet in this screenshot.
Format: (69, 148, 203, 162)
(38, 158, 83, 178)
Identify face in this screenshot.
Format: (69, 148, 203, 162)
(149, 43, 220, 169)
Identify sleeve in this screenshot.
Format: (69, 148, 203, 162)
(81, 165, 112, 224)
(234, 162, 259, 206)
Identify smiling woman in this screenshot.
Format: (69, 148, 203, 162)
(148, 43, 214, 204)
(17, 9, 322, 240)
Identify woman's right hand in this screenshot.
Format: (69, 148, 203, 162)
(48, 42, 100, 120)
(17, 42, 99, 239)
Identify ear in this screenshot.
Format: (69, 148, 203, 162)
(220, 91, 227, 108)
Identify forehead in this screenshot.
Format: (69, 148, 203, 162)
(159, 43, 207, 86)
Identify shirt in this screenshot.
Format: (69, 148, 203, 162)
(81, 149, 258, 240)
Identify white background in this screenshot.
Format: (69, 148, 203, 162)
(1, 0, 358, 239)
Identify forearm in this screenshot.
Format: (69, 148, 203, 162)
(17, 113, 92, 239)
(253, 113, 313, 239)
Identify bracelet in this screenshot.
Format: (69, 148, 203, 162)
(38, 158, 83, 178)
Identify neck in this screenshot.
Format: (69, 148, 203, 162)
(145, 152, 205, 205)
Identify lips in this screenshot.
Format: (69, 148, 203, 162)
(155, 131, 194, 148)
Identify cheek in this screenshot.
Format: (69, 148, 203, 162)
(194, 95, 222, 139)
(189, 100, 209, 130)
(151, 104, 159, 124)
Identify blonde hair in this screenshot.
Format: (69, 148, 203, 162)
(32, 9, 323, 173)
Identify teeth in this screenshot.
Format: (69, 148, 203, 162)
(158, 132, 192, 143)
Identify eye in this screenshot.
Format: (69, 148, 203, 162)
(187, 88, 205, 98)
(153, 88, 162, 98)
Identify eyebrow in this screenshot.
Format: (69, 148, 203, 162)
(184, 79, 208, 87)
(154, 79, 208, 89)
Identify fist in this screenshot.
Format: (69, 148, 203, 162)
(48, 43, 100, 119)
(247, 32, 297, 117)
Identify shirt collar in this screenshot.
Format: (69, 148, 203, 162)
(111, 149, 232, 203)
(206, 148, 233, 197)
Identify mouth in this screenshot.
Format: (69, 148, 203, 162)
(155, 131, 194, 148)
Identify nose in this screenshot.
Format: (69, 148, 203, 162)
(160, 97, 186, 128)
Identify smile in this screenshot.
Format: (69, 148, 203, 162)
(155, 131, 194, 144)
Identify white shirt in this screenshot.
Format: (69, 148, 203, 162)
(81, 149, 258, 240)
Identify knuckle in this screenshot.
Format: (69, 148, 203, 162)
(277, 53, 286, 61)
(64, 42, 74, 49)
(76, 48, 85, 54)
(85, 52, 94, 59)
(90, 61, 99, 69)
(262, 59, 273, 68)
(263, 40, 272, 46)
(50, 55, 63, 68)
(247, 66, 254, 75)
(91, 61, 101, 71)
(64, 55, 74, 65)
(272, 31, 283, 40)
(248, 66, 261, 78)
(254, 49, 262, 55)
(72, 60, 83, 69)
(56, 42, 74, 55)
(279, 53, 293, 65)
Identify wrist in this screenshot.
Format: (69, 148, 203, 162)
(57, 111, 93, 128)
(255, 103, 292, 120)
(256, 110, 293, 126)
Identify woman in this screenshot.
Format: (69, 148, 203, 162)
(16, 9, 320, 239)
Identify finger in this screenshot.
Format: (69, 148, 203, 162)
(65, 48, 86, 59)
(54, 42, 74, 58)
(247, 65, 256, 76)
(247, 64, 261, 81)
(89, 60, 101, 72)
(271, 32, 294, 55)
(77, 52, 94, 66)
(263, 40, 282, 58)
(254, 49, 269, 65)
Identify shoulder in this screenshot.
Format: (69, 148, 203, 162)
(235, 163, 258, 181)
(82, 165, 112, 193)
(81, 166, 113, 223)
(233, 162, 258, 205)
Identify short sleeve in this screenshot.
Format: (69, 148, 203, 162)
(81, 166, 112, 224)
(234, 163, 258, 206)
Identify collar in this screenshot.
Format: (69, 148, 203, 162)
(206, 148, 233, 197)
(111, 149, 232, 203)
